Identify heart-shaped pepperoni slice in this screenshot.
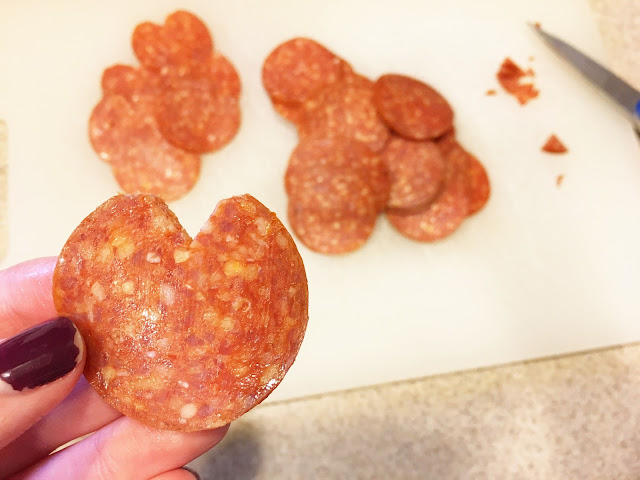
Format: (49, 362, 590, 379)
(52, 194, 309, 431)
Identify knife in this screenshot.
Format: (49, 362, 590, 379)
(530, 23, 640, 134)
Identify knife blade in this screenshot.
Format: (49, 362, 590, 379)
(530, 23, 640, 132)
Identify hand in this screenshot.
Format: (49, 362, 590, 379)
(0, 257, 227, 479)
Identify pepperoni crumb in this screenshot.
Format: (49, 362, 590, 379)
(542, 134, 568, 154)
(496, 57, 539, 105)
(556, 174, 564, 187)
(486, 89, 497, 96)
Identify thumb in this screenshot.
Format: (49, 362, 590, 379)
(0, 317, 85, 450)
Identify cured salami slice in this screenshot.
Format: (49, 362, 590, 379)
(262, 38, 351, 114)
(52, 194, 308, 431)
(386, 144, 469, 242)
(287, 201, 377, 255)
(132, 10, 213, 72)
(299, 75, 390, 152)
(373, 74, 453, 140)
(379, 136, 445, 210)
(89, 95, 201, 201)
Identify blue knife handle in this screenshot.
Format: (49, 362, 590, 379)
(636, 100, 640, 117)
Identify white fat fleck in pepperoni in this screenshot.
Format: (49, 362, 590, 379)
(90, 282, 106, 301)
(160, 284, 175, 306)
(173, 248, 190, 263)
(146, 251, 161, 263)
(180, 403, 198, 419)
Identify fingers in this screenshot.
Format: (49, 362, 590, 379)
(0, 257, 57, 337)
(0, 318, 85, 451)
(0, 377, 121, 478)
(13, 417, 229, 480)
(149, 468, 200, 480)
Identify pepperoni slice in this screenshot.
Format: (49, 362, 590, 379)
(465, 150, 490, 215)
(299, 75, 390, 152)
(287, 201, 378, 255)
(286, 134, 389, 211)
(132, 10, 213, 72)
(155, 66, 241, 154)
(89, 95, 201, 202)
(386, 144, 469, 242)
(207, 52, 242, 98)
(373, 74, 454, 140)
(379, 136, 445, 210)
(286, 161, 377, 217)
(262, 38, 351, 116)
(101, 64, 162, 101)
(53, 194, 308, 431)
(434, 128, 457, 157)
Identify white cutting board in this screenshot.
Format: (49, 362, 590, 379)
(2, 0, 640, 403)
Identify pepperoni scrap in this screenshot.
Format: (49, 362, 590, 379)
(542, 134, 568, 154)
(373, 74, 454, 141)
(299, 75, 390, 152)
(387, 145, 469, 242)
(53, 194, 308, 431)
(89, 95, 200, 202)
(380, 136, 444, 210)
(132, 10, 213, 72)
(496, 58, 539, 105)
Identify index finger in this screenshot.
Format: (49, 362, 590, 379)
(0, 257, 58, 337)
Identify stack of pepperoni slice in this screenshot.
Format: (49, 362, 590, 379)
(263, 38, 490, 253)
(262, 38, 391, 254)
(89, 11, 241, 202)
(374, 74, 491, 242)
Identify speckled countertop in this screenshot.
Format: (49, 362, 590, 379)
(188, 1, 640, 478)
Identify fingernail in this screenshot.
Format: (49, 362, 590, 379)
(0, 317, 81, 392)
(182, 467, 201, 480)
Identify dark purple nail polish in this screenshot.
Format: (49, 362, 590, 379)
(0, 317, 80, 392)
(182, 467, 201, 480)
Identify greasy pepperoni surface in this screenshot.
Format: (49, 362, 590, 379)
(380, 136, 445, 210)
(53, 194, 308, 431)
(373, 74, 453, 140)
